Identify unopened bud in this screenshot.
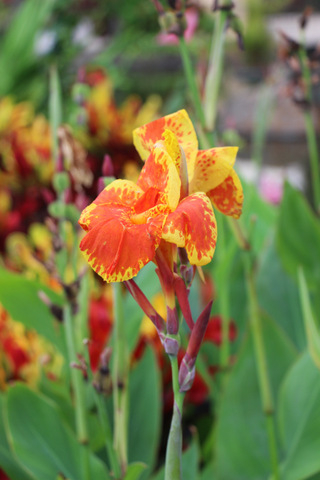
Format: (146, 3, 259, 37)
(162, 335, 180, 356)
(102, 155, 114, 177)
(179, 354, 196, 392)
(52, 172, 70, 194)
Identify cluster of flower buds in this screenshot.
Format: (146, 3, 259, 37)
(125, 245, 213, 394)
(279, 8, 320, 110)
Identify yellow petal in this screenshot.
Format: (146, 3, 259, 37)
(189, 147, 238, 195)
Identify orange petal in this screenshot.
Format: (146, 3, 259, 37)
(161, 193, 217, 266)
(207, 169, 243, 219)
(79, 203, 166, 282)
(189, 147, 238, 195)
(133, 109, 198, 171)
(137, 146, 181, 210)
(79, 179, 144, 232)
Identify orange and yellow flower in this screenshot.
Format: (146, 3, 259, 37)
(133, 109, 243, 218)
(79, 110, 243, 283)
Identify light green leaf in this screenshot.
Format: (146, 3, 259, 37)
(276, 183, 320, 289)
(0, 268, 65, 352)
(278, 353, 320, 480)
(257, 243, 305, 351)
(128, 346, 162, 480)
(5, 384, 110, 480)
(0, 395, 33, 480)
(298, 267, 320, 369)
(214, 315, 297, 480)
(124, 462, 147, 480)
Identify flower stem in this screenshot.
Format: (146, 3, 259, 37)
(178, 36, 212, 149)
(299, 39, 320, 212)
(165, 355, 185, 480)
(83, 342, 121, 479)
(112, 283, 129, 476)
(245, 260, 280, 480)
(203, 5, 230, 134)
(64, 303, 90, 477)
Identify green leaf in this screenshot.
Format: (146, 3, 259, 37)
(124, 462, 147, 480)
(0, 395, 33, 480)
(257, 243, 305, 351)
(128, 346, 162, 480)
(276, 183, 320, 289)
(214, 315, 297, 480)
(0, 268, 65, 352)
(298, 267, 320, 369)
(278, 353, 320, 480)
(241, 182, 278, 255)
(0, 0, 55, 95)
(4, 384, 110, 480)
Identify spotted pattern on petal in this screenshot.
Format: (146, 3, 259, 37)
(161, 192, 217, 266)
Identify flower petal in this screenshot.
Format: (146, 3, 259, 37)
(161, 193, 217, 266)
(137, 146, 181, 210)
(207, 169, 243, 218)
(133, 109, 198, 171)
(189, 147, 238, 195)
(79, 204, 166, 282)
(79, 179, 144, 232)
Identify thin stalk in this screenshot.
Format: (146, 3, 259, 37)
(83, 343, 121, 479)
(64, 304, 90, 478)
(304, 109, 320, 212)
(112, 283, 129, 476)
(216, 215, 231, 373)
(299, 38, 320, 211)
(203, 6, 229, 134)
(165, 355, 185, 480)
(178, 36, 212, 149)
(245, 260, 280, 480)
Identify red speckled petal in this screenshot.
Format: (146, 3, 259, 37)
(137, 146, 181, 210)
(133, 109, 198, 171)
(207, 169, 243, 219)
(79, 179, 144, 231)
(79, 203, 166, 282)
(161, 193, 217, 266)
(189, 147, 238, 195)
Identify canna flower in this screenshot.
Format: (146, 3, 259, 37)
(133, 109, 243, 218)
(79, 120, 217, 282)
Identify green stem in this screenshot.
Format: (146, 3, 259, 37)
(203, 7, 229, 134)
(245, 260, 280, 480)
(217, 217, 230, 373)
(112, 283, 129, 476)
(64, 304, 90, 478)
(83, 343, 121, 479)
(178, 36, 211, 149)
(299, 44, 320, 211)
(165, 355, 185, 480)
(304, 109, 320, 212)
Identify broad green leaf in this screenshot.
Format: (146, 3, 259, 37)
(298, 267, 320, 369)
(5, 384, 110, 480)
(200, 461, 215, 480)
(214, 315, 297, 480)
(124, 462, 147, 480)
(0, 395, 33, 480)
(128, 346, 161, 480)
(240, 182, 278, 255)
(0, 0, 55, 95)
(257, 243, 305, 351)
(276, 183, 320, 289)
(0, 268, 65, 352)
(278, 353, 320, 480)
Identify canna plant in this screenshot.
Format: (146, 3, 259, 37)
(79, 109, 243, 479)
